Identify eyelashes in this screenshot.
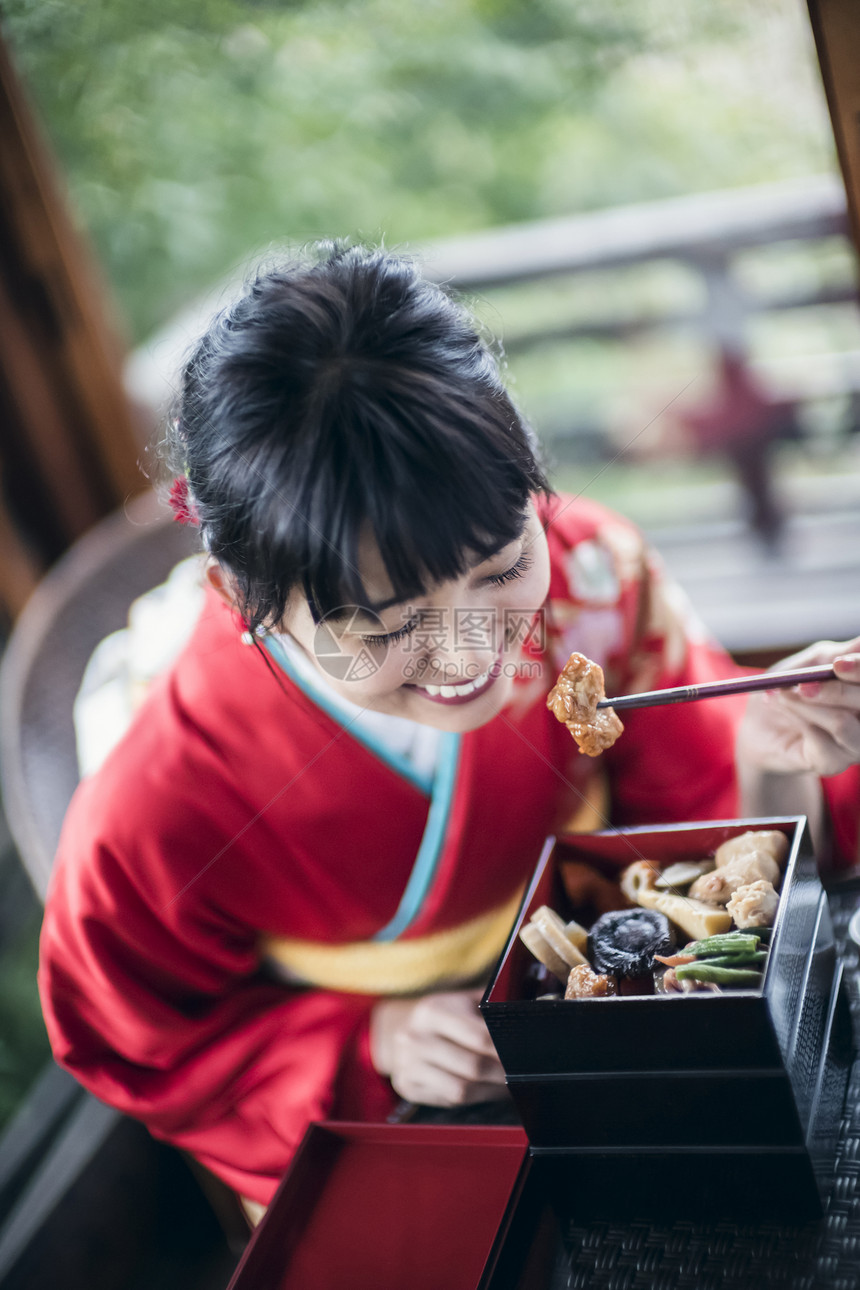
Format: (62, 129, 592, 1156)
(361, 618, 419, 649)
(359, 552, 535, 648)
(486, 551, 534, 587)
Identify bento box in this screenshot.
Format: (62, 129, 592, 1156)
(480, 817, 854, 1218)
(533, 964, 851, 1220)
(483, 819, 831, 1077)
(226, 1123, 559, 1290)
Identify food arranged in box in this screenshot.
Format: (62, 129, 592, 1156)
(481, 817, 854, 1218)
(522, 826, 790, 1000)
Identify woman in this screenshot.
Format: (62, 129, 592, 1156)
(38, 245, 860, 1209)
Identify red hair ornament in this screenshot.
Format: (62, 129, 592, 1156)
(168, 476, 200, 527)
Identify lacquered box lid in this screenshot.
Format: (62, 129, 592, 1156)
(227, 1123, 530, 1290)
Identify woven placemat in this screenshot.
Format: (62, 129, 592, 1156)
(557, 885, 860, 1290)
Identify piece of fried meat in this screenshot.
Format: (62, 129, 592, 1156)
(547, 651, 624, 757)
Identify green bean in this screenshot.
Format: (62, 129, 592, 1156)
(745, 926, 773, 941)
(675, 961, 763, 986)
(683, 933, 761, 957)
(696, 951, 768, 968)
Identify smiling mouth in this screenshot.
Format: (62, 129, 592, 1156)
(407, 657, 503, 705)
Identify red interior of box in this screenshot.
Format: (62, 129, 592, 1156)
(228, 1123, 529, 1290)
(487, 819, 799, 1003)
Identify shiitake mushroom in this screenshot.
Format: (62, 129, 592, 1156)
(588, 908, 675, 977)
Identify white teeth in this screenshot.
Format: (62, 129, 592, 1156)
(418, 668, 491, 698)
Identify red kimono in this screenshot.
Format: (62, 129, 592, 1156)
(39, 495, 744, 1204)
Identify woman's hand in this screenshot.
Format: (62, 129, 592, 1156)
(369, 987, 507, 1107)
(737, 637, 860, 777)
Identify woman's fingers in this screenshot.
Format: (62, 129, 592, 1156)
(390, 1009, 507, 1105)
(770, 636, 860, 675)
(833, 653, 860, 684)
(392, 1029, 505, 1085)
(372, 988, 507, 1107)
(793, 715, 860, 777)
(777, 691, 860, 752)
(391, 1065, 508, 1106)
(794, 674, 860, 710)
(407, 990, 498, 1058)
(738, 635, 860, 778)
(739, 693, 860, 776)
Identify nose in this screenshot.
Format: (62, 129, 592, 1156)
(416, 607, 500, 684)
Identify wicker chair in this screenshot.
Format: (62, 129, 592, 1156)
(0, 494, 247, 1285)
(0, 490, 197, 900)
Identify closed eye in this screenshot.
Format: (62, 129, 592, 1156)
(486, 552, 534, 587)
(360, 617, 420, 649)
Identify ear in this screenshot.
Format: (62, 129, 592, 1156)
(204, 559, 242, 612)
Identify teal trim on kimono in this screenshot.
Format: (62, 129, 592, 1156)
(264, 635, 433, 794)
(372, 730, 461, 942)
(264, 635, 462, 942)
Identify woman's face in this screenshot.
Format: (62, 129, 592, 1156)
(279, 502, 551, 733)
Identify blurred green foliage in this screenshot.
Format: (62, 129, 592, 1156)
(0, 911, 49, 1129)
(2, 0, 837, 341)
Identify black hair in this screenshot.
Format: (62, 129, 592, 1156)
(168, 243, 549, 633)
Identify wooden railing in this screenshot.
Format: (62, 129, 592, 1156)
(419, 174, 859, 455)
(128, 175, 859, 463)
(425, 176, 851, 290)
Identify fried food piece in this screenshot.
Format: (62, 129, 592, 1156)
(564, 963, 617, 999)
(714, 830, 789, 870)
(688, 852, 781, 906)
(726, 879, 780, 929)
(547, 652, 624, 756)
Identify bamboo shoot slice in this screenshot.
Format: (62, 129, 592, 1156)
(633, 886, 732, 941)
(530, 906, 591, 969)
(564, 918, 589, 954)
(519, 922, 571, 983)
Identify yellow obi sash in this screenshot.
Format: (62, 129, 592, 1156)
(260, 885, 526, 996)
(260, 772, 608, 996)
